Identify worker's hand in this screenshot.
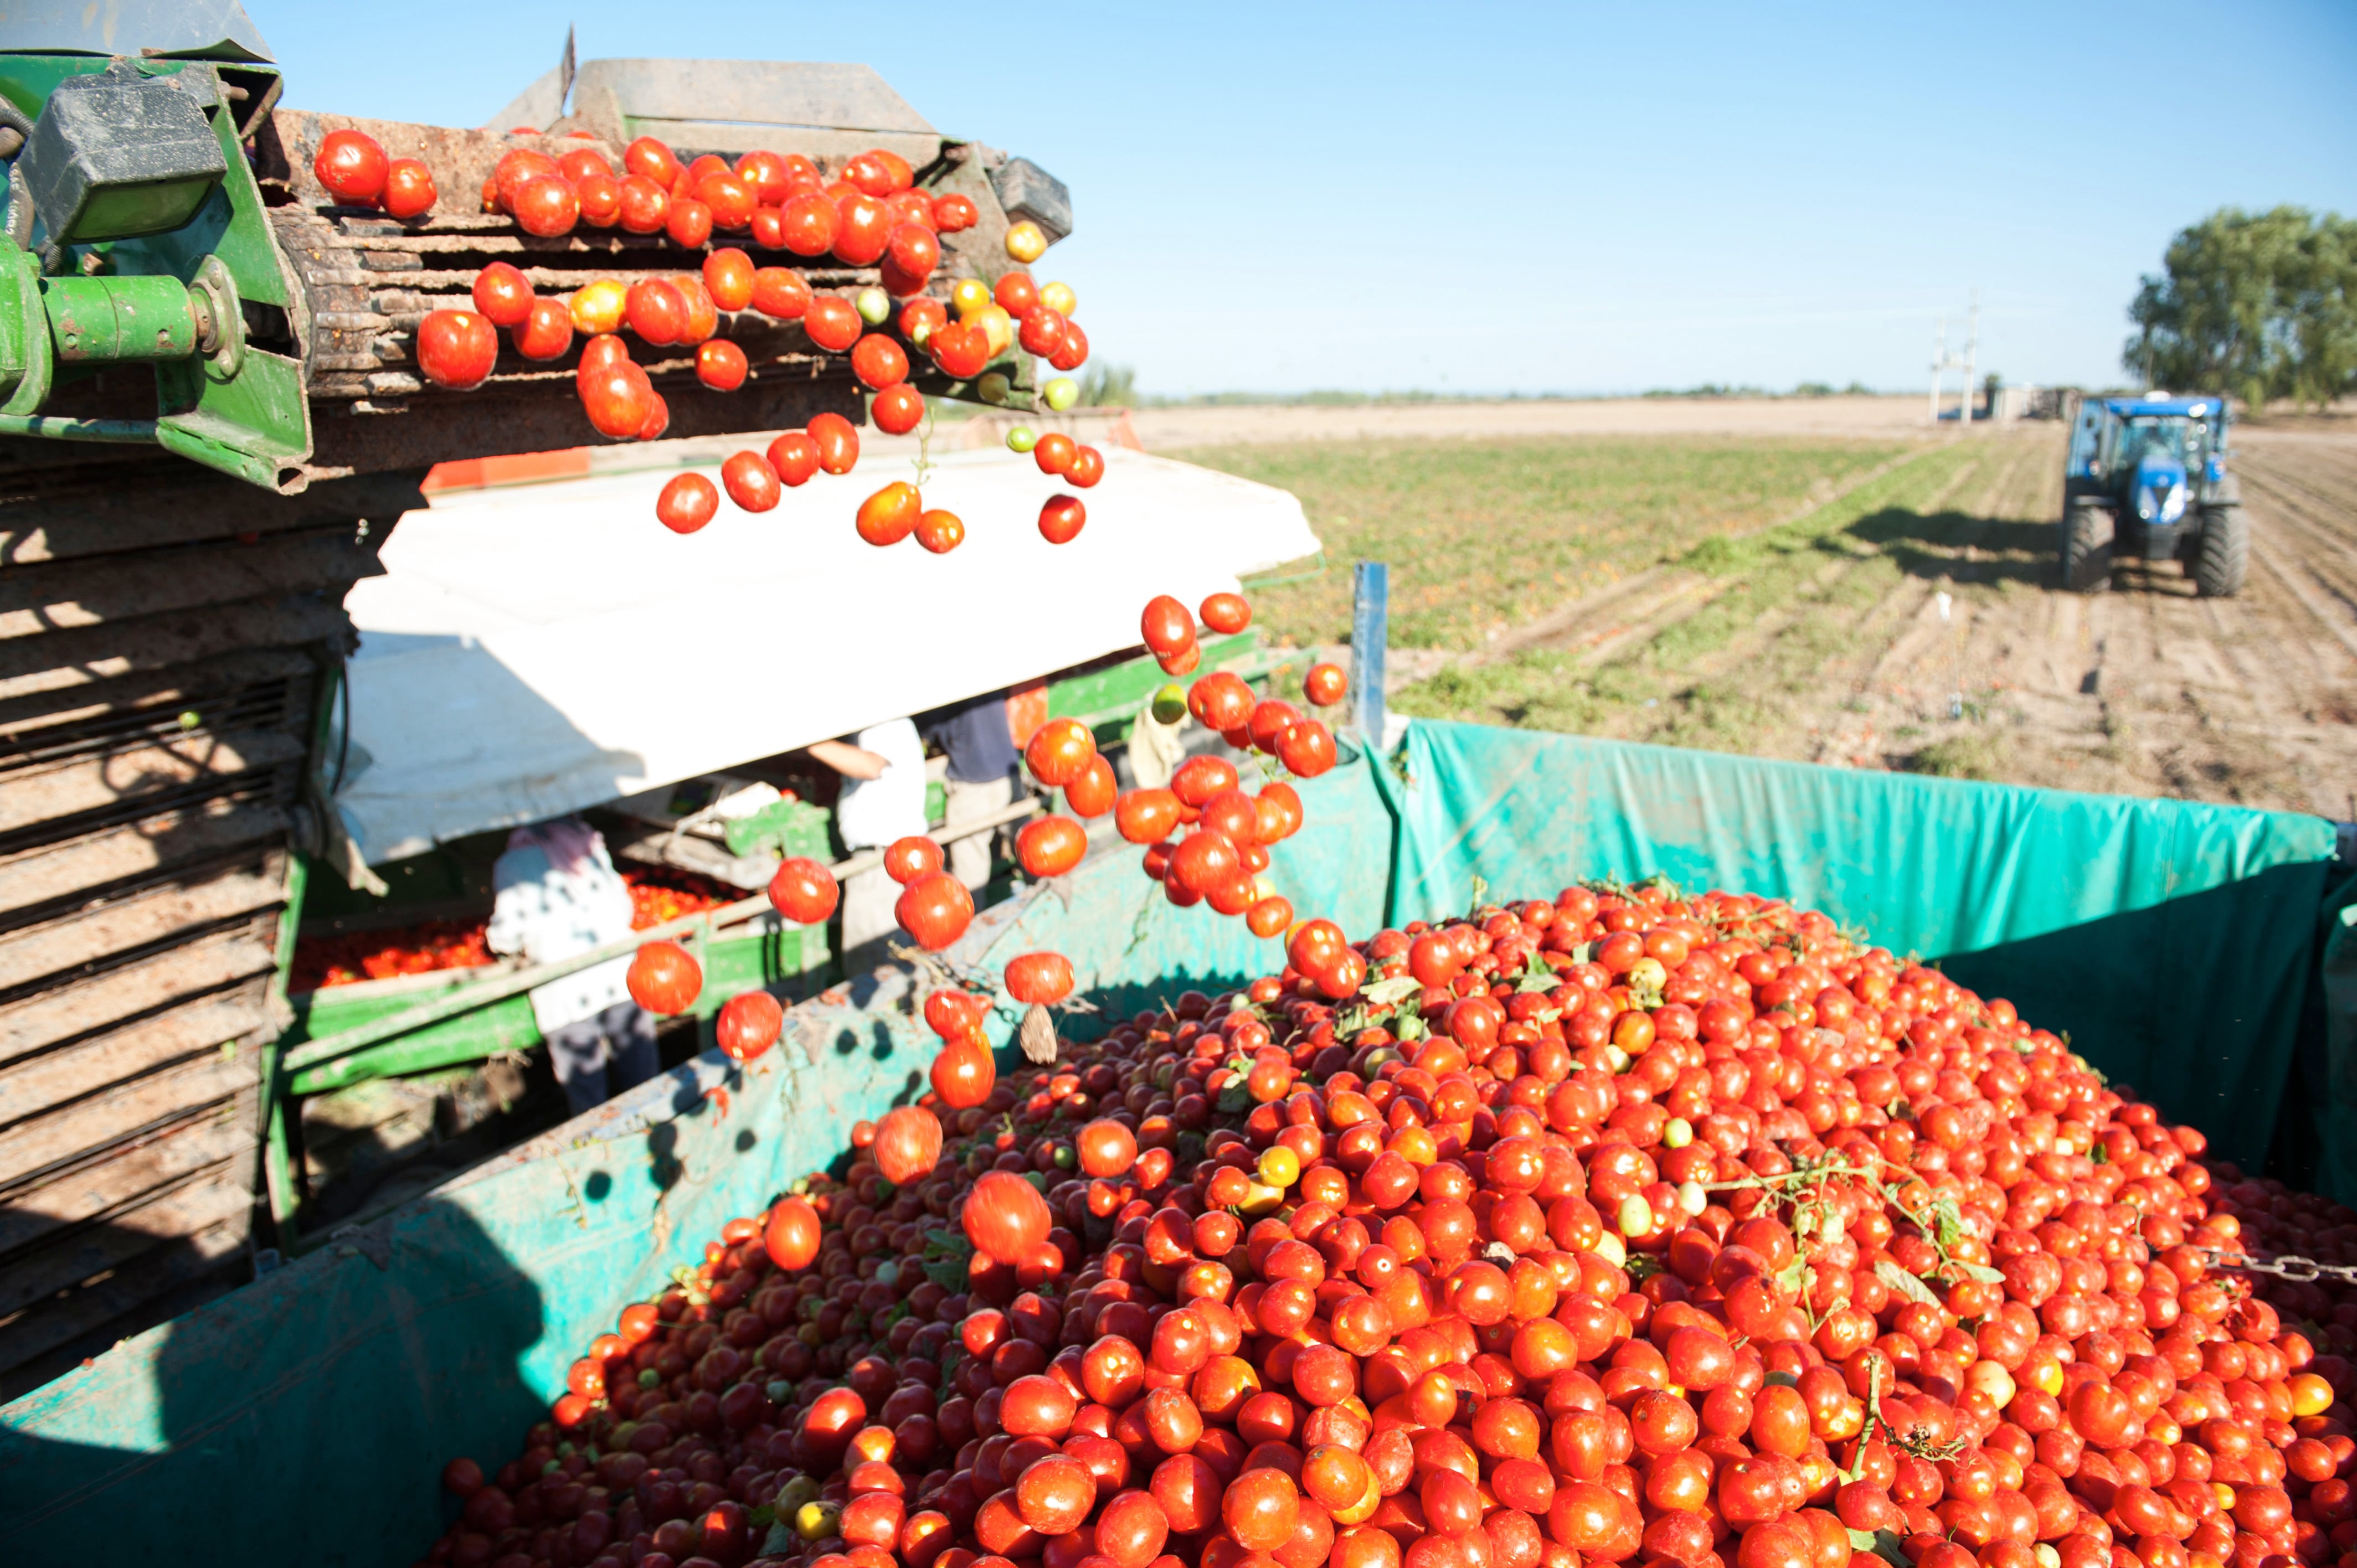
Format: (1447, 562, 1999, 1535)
(809, 739, 889, 780)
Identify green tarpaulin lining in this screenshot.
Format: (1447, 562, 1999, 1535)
(1, 720, 2337, 1565)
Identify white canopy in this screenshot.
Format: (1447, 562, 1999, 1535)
(336, 447, 1320, 863)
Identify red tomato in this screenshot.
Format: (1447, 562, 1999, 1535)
(1005, 951, 1075, 1005)
(1247, 895, 1294, 937)
(873, 1106, 944, 1185)
(930, 322, 990, 379)
(668, 274, 718, 345)
(1304, 662, 1348, 706)
(764, 1195, 821, 1271)
(898, 297, 948, 344)
(416, 309, 498, 390)
(514, 298, 572, 362)
(1279, 719, 1338, 778)
(696, 339, 749, 391)
(1018, 307, 1067, 359)
(721, 451, 780, 512)
(625, 278, 688, 346)
(767, 856, 839, 924)
(1034, 432, 1077, 477)
(882, 836, 944, 886)
(698, 171, 756, 230)
(832, 193, 892, 265)
(809, 412, 860, 474)
(655, 473, 719, 535)
(930, 1036, 995, 1107)
(572, 171, 620, 228)
(886, 223, 940, 282)
(963, 1170, 1052, 1265)
(766, 430, 821, 487)
(558, 147, 613, 184)
(470, 262, 534, 329)
(750, 267, 811, 320)
(896, 871, 974, 951)
(778, 190, 838, 256)
(1016, 816, 1088, 878)
(872, 383, 925, 435)
(735, 149, 792, 204)
(314, 128, 389, 204)
(1038, 494, 1086, 544)
(716, 990, 783, 1061)
(702, 248, 755, 311)
(617, 174, 669, 233)
(1026, 717, 1097, 788)
(1140, 595, 1195, 656)
(1050, 319, 1090, 373)
(380, 158, 436, 220)
(932, 191, 980, 231)
(995, 272, 1041, 317)
(804, 295, 862, 353)
(626, 939, 703, 1012)
(665, 197, 712, 249)
(1200, 592, 1252, 635)
(856, 482, 923, 546)
(1064, 755, 1118, 818)
(850, 334, 910, 390)
(510, 176, 578, 237)
(623, 135, 683, 185)
(1066, 445, 1107, 488)
(914, 509, 965, 554)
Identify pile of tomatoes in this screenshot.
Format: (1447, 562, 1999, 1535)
(423, 871, 2357, 1568)
(316, 127, 1091, 548)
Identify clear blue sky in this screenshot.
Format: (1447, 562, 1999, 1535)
(258, 1, 2355, 399)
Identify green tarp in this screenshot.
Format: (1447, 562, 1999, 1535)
(2, 720, 2337, 1565)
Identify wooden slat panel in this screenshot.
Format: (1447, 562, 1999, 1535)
(0, 468, 425, 565)
(0, 594, 353, 698)
(0, 649, 310, 742)
(0, 997, 264, 1126)
(0, 729, 305, 834)
(0, 1212, 246, 1391)
(0, 529, 382, 641)
(0, 1052, 258, 1185)
(0, 1166, 249, 1318)
(0, 798, 287, 919)
(0, 936, 276, 1065)
(0, 1115, 253, 1255)
(0, 869, 282, 992)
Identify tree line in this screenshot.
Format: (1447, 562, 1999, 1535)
(2127, 207, 2354, 411)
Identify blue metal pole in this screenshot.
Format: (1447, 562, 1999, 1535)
(1350, 561, 1388, 750)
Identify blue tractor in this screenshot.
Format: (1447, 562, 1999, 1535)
(2060, 395, 2243, 595)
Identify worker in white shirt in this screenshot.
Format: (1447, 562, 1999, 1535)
(486, 816, 655, 1115)
(810, 716, 928, 971)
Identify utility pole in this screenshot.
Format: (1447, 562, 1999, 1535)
(1960, 290, 1979, 426)
(1929, 319, 1946, 426)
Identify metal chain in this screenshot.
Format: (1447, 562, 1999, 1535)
(2195, 1247, 2357, 1286)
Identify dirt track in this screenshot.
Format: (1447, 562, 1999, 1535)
(1392, 419, 2357, 816)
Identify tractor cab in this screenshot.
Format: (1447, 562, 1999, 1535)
(2059, 395, 2243, 596)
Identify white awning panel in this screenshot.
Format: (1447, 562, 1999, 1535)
(336, 447, 1319, 863)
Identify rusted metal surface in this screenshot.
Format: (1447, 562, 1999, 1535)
(0, 1113, 254, 1260)
(1, 730, 304, 834)
(0, 994, 263, 1126)
(0, 868, 284, 991)
(0, 933, 279, 1066)
(0, 799, 289, 921)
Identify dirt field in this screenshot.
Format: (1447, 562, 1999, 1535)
(1135, 394, 1930, 448)
(1180, 411, 2357, 817)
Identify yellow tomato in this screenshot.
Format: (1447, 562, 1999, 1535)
(569, 278, 627, 336)
(1257, 1146, 1301, 1189)
(1039, 280, 1077, 317)
(1005, 220, 1047, 262)
(950, 277, 993, 318)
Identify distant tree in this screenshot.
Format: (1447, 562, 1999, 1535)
(1078, 364, 1136, 406)
(2126, 207, 2357, 411)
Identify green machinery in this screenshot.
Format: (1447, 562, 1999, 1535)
(0, 45, 305, 487)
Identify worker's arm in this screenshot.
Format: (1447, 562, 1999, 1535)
(808, 739, 889, 780)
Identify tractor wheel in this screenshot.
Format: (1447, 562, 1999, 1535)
(2194, 506, 2247, 597)
(2061, 501, 2112, 594)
